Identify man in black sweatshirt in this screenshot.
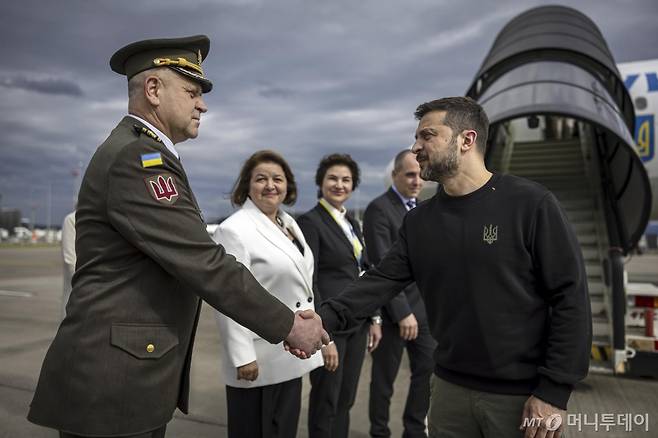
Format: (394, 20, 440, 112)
(314, 97, 592, 438)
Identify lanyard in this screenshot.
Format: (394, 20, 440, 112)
(319, 198, 363, 264)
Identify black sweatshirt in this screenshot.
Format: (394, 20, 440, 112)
(319, 173, 592, 409)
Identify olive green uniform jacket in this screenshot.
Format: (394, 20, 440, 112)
(28, 117, 294, 436)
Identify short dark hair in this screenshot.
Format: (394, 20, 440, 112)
(231, 150, 297, 207)
(414, 97, 489, 154)
(393, 149, 414, 173)
(314, 153, 360, 198)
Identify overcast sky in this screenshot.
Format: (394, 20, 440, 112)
(1, 0, 656, 226)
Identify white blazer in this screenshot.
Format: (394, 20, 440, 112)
(61, 211, 76, 320)
(212, 198, 323, 388)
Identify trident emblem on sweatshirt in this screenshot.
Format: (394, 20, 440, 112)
(483, 224, 498, 244)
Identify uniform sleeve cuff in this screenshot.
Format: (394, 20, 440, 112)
(318, 304, 340, 334)
(532, 375, 573, 410)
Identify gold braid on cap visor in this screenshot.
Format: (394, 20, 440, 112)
(153, 57, 204, 75)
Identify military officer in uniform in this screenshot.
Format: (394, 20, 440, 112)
(27, 35, 328, 438)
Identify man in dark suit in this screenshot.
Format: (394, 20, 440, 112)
(27, 35, 327, 438)
(363, 149, 436, 438)
(315, 97, 591, 438)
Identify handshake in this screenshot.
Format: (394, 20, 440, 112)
(284, 309, 331, 359)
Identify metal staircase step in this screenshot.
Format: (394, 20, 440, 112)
(589, 281, 605, 295)
(511, 152, 583, 163)
(511, 148, 582, 157)
(514, 140, 582, 147)
(574, 222, 596, 233)
(509, 161, 584, 171)
(511, 142, 582, 155)
(586, 263, 603, 277)
(592, 313, 610, 334)
(567, 210, 594, 222)
(511, 168, 586, 177)
(539, 187, 586, 195)
(581, 247, 600, 261)
(576, 233, 598, 245)
(540, 189, 591, 198)
(513, 143, 582, 156)
(535, 179, 592, 188)
(591, 295, 605, 314)
(527, 177, 590, 187)
(551, 192, 594, 202)
(560, 199, 595, 210)
(589, 361, 614, 374)
(592, 334, 611, 346)
(510, 154, 583, 164)
(514, 169, 584, 178)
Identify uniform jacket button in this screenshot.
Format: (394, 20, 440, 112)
(146, 343, 155, 353)
(295, 302, 301, 308)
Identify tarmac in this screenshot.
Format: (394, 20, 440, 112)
(1, 245, 657, 437)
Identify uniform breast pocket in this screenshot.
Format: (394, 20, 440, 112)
(110, 323, 179, 360)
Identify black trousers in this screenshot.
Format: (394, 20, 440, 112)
(226, 377, 302, 438)
(59, 425, 166, 438)
(369, 321, 435, 438)
(308, 323, 368, 438)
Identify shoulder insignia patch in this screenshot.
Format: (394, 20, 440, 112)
(144, 173, 179, 204)
(141, 152, 163, 168)
(133, 124, 163, 143)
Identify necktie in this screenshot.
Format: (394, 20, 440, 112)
(406, 200, 416, 210)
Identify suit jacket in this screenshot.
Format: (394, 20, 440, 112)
(362, 188, 427, 325)
(212, 199, 323, 388)
(28, 117, 293, 436)
(297, 203, 373, 335)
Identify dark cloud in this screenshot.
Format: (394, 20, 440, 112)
(0, 75, 83, 97)
(258, 85, 298, 99)
(0, 0, 657, 226)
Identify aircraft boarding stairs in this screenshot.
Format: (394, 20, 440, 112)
(492, 138, 614, 372)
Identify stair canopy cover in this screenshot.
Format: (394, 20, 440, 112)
(466, 5, 651, 254)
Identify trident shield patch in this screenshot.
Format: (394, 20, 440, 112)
(145, 173, 179, 204)
(483, 224, 498, 245)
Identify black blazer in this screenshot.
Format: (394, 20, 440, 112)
(298, 203, 374, 334)
(362, 188, 427, 325)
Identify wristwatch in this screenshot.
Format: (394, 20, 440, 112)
(371, 316, 383, 325)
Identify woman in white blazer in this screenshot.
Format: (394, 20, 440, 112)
(213, 150, 323, 438)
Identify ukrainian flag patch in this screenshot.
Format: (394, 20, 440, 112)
(141, 152, 163, 168)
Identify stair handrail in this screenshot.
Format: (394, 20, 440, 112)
(608, 247, 627, 371)
(596, 129, 631, 250)
(500, 122, 515, 174)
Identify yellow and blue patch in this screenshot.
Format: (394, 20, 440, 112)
(141, 152, 163, 168)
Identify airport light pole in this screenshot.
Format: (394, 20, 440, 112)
(47, 182, 52, 234)
(71, 162, 83, 209)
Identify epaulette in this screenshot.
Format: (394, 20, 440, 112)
(133, 124, 163, 143)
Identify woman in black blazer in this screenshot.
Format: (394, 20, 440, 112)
(298, 153, 382, 438)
